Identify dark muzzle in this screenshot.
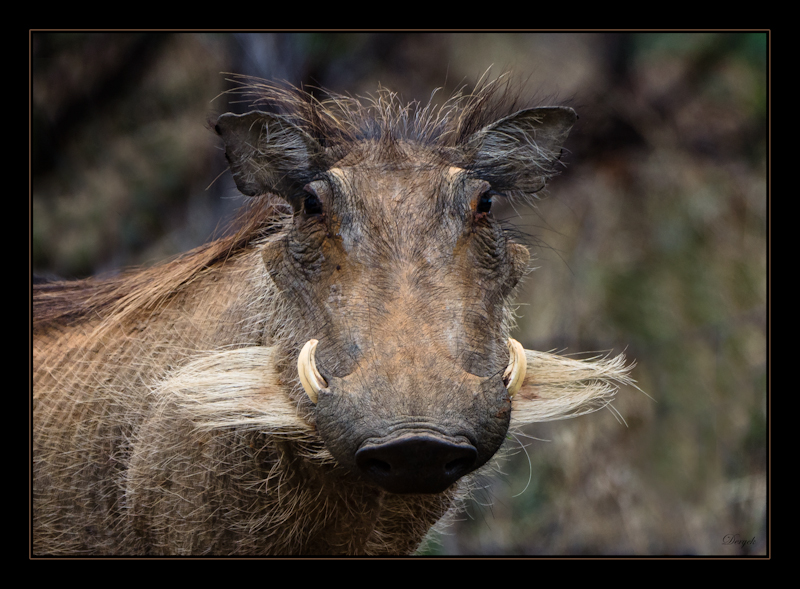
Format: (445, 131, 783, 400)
(355, 432, 478, 494)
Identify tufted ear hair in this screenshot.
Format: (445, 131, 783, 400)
(215, 111, 323, 203)
(465, 106, 577, 195)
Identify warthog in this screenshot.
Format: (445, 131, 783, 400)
(32, 78, 633, 555)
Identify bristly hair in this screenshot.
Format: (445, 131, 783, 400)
(34, 75, 544, 331)
(219, 72, 531, 165)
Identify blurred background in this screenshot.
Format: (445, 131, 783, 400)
(31, 32, 768, 556)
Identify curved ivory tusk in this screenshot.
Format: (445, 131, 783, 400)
(298, 339, 328, 404)
(503, 338, 527, 397)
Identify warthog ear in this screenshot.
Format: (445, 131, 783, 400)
(466, 106, 577, 195)
(215, 111, 322, 200)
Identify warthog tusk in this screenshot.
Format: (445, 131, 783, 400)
(503, 338, 526, 397)
(300, 338, 525, 402)
(298, 339, 328, 404)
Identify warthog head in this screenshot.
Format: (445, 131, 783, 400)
(215, 82, 576, 494)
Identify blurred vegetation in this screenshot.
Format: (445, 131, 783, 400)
(31, 31, 768, 556)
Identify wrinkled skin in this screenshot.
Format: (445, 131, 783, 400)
(262, 159, 529, 491)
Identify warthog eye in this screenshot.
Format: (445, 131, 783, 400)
(476, 189, 498, 214)
(302, 184, 324, 216)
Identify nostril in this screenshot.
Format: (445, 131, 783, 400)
(361, 458, 391, 476)
(445, 456, 474, 477)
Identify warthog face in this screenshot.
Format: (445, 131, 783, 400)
(216, 101, 576, 494)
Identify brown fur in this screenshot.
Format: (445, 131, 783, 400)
(33, 77, 633, 555)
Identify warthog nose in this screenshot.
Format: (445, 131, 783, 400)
(355, 433, 478, 494)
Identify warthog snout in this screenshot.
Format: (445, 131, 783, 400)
(299, 338, 527, 494)
(355, 432, 478, 494)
